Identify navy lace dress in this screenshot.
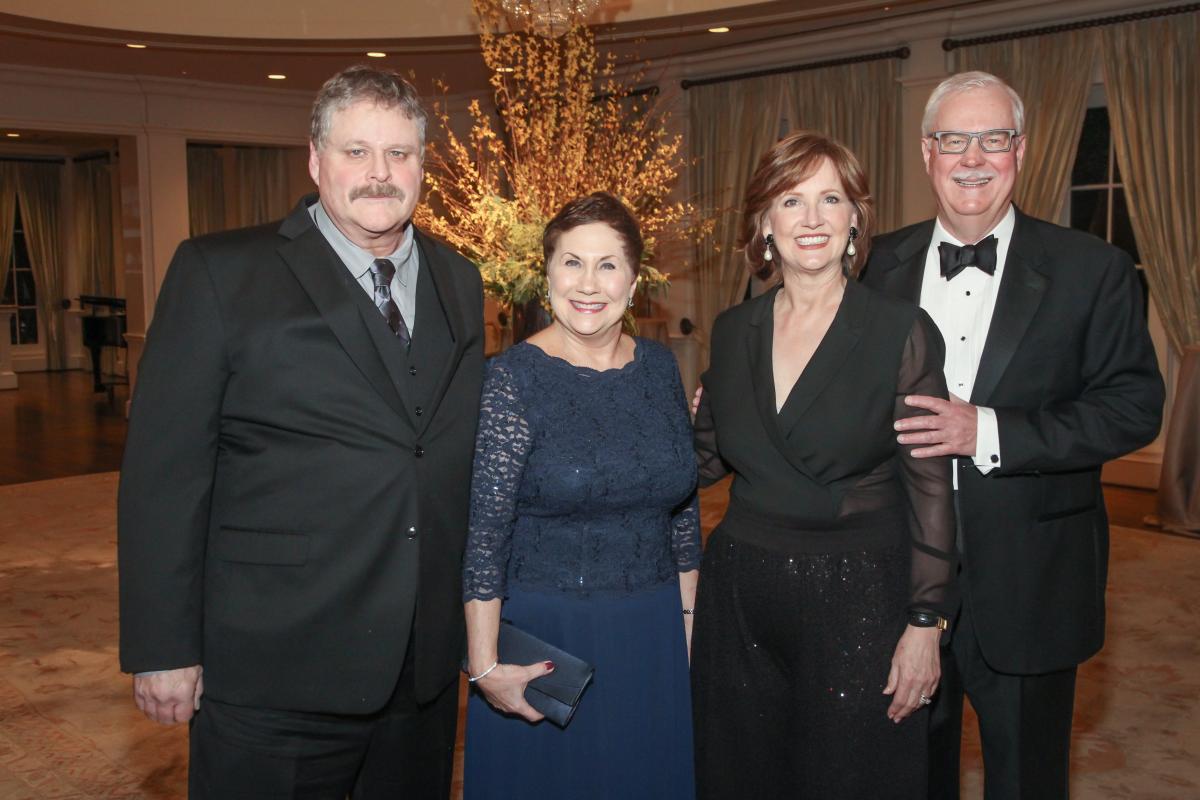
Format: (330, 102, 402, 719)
(462, 338, 700, 800)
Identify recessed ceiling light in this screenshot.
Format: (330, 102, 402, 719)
(495, 66, 515, 73)
(5, 132, 20, 138)
(126, 43, 147, 49)
(366, 51, 387, 58)
(268, 74, 287, 80)
(708, 26, 730, 33)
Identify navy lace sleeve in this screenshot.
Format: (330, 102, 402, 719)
(462, 359, 530, 602)
(667, 364, 702, 572)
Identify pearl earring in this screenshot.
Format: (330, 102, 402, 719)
(763, 233, 775, 262)
(847, 226, 859, 258)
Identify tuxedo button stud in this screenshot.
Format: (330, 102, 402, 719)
(990, 454, 999, 463)
(414, 445, 425, 458)
(406, 526, 417, 540)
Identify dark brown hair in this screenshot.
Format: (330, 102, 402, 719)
(542, 192, 644, 278)
(739, 131, 875, 279)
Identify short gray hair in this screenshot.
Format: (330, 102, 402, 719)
(310, 65, 428, 152)
(921, 71, 1025, 136)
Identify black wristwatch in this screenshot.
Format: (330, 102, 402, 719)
(908, 610, 950, 631)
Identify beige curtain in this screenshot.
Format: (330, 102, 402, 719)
(690, 75, 788, 348)
(953, 29, 1098, 221)
(71, 158, 116, 296)
(187, 145, 225, 237)
(781, 57, 902, 233)
(1101, 12, 1200, 354)
(14, 162, 66, 369)
(232, 147, 290, 228)
(0, 164, 16, 307)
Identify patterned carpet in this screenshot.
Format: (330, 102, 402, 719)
(1, 473, 1197, 798)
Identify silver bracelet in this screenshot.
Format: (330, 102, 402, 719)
(467, 660, 499, 682)
(681, 608, 695, 616)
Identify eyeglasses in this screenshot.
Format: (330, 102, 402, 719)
(928, 129, 1020, 154)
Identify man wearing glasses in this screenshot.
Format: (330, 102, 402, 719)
(862, 71, 1163, 798)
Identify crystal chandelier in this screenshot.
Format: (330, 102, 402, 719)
(498, 0, 601, 34)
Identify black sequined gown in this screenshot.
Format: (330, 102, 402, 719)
(691, 281, 958, 799)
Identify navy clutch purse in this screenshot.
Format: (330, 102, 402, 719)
(497, 621, 594, 728)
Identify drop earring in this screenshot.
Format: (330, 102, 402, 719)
(763, 233, 775, 262)
(627, 295, 635, 309)
(847, 226, 859, 258)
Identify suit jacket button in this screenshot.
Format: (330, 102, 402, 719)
(406, 526, 417, 539)
(409, 366, 417, 376)
(415, 406, 423, 416)
(414, 445, 424, 458)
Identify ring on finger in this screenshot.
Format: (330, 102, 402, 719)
(918, 694, 932, 705)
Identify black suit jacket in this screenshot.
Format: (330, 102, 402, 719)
(118, 196, 485, 712)
(696, 279, 958, 617)
(861, 209, 1163, 674)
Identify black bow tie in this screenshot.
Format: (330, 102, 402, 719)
(939, 235, 998, 280)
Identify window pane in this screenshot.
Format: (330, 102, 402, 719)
(2, 268, 13, 305)
(17, 308, 38, 345)
(12, 234, 30, 269)
(1069, 189, 1108, 239)
(6, 309, 15, 346)
(16, 270, 37, 306)
(1112, 188, 1141, 264)
(1071, 107, 1110, 186)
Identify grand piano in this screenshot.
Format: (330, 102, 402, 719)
(78, 294, 127, 393)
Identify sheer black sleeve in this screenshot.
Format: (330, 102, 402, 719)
(895, 311, 959, 618)
(462, 361, 531, 602)
(693, 374, 731, 487)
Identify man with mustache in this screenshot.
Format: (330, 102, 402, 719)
(118, 65, 484, 797)
(862, 71, 1163, 799)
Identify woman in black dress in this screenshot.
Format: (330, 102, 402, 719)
(691, 132, 958, 798)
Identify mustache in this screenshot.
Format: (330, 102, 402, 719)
(350, 185, 404, 201)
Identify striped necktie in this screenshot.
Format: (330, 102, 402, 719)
(369, 258, 411, 349)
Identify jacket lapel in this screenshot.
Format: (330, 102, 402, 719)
(776, 279, 867, 439)
(746, 288, 782, 448)
(411, 231, 467, 437)
(871, 220, 933, 304)
(970, 211, 1048, 405)
(277, 198, 410, 422)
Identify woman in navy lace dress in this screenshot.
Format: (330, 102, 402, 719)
(461, 192, 700, 799)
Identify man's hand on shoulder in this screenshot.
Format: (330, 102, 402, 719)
(133, 665, 203, 725)
(895, 394, 978, 458)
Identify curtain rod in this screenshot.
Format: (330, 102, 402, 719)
(0, 155, 65, 165)
(943, 2, 1199, 50)
(681, 47, 910, 90)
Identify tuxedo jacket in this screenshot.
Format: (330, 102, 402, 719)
(861, 209, 1163, 675)
(118, 196, 485, 713)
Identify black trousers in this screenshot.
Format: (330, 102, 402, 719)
(928, 595, 1077, 800)
(188, 641, 458, 800)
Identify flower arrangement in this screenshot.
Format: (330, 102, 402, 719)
(415, 0, 708, 314)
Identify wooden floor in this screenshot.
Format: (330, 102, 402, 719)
(0, 370, 129, 486)
(0, 370, 1163, 530)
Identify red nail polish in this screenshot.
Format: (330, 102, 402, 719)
(544, 661, 555, 670)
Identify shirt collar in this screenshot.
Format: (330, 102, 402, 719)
(309, 201, 415, 283)
(933, 204, 1016, 251)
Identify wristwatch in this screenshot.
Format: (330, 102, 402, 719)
(908, 610, 950, 631)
